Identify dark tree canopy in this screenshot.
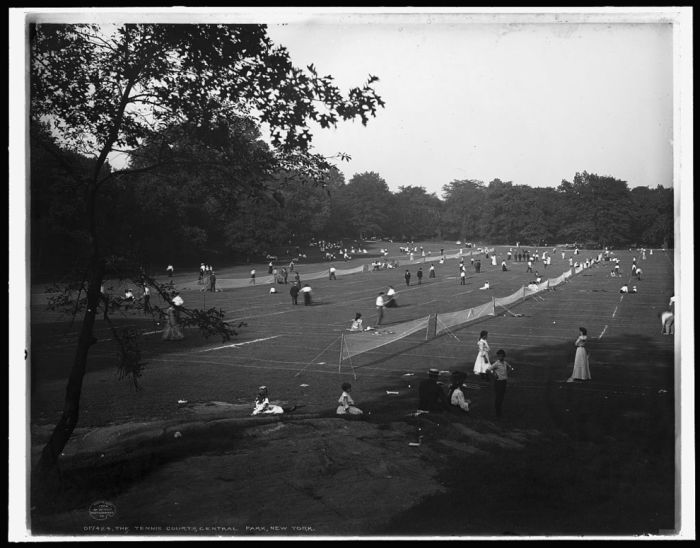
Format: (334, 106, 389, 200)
(29, 22, 385, 473)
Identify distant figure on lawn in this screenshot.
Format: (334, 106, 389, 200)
(660, 311, 674, 335)
(375, 292, 385, 326)
(479, 281, 490, 290)
(448, 372, 471, 413)
(486, 349, 515, 418)
(418, 368, 450, 412)
(142, 285, 151, 314)
(567, 327, 591, 382)
(162, 305, 184, 341)
(300, 284, 312, 306)
(385, 286, 398, 307)
(123, 288, 135, 308)
(473, 330, 491, 377)
(337, 382, 363, 416)
(166, 264, 174, 277)
(171, 291, 184, 322)
(404, 269, 411, 287)
(249, 268, 256, 285)
(429, 264, 436, 278)
(251, 386, 284, 416)
(290, 284, 300, 305)
(348, 312, 363, 332)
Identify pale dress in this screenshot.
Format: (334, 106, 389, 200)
(450, 387, 471, 412)
(162, 307, 184, 340)
(251, 396, 284, 416)
(337, 391, 363, 415)
(569, 335, 591, 380)
(473, 338, 491, 374)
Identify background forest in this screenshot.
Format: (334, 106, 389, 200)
(31, 123, 673, 278)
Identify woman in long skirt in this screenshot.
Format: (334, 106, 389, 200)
(162, 306, 184, 341)
(473, 330, 491, 376)
(567, 327, 591, 381)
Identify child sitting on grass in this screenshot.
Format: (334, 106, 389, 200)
(448, 372, 471, 412)
(251, 386, 284, 416)
(336, 382, 363, 415)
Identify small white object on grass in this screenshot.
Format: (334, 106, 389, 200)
(299, 384, 309, 387)
(177, 400, 187, 404)
(174, 431, 182, 438)
(386, 390, 399, 395)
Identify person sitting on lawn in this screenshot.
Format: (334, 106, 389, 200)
(348, 312, 363, 332)
(418, 368, 450, 412)
(123, 288, 135, 309)
(336, 382, 363, 415)
(251, 386, 284, 416)
(448, 372, 471, 412)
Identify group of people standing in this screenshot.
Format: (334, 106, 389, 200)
(199, 263, 217, 292)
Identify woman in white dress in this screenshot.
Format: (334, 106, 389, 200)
(473, 330, 491, 376)
(567, 327, 591, 381)
(161, 306, 184, 341)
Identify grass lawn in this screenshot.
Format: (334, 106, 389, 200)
(27, 242, 679, 537)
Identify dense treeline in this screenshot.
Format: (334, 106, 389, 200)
(31, 128, 673, 276)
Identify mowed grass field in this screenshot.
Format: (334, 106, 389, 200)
(29, 242, 678, 535)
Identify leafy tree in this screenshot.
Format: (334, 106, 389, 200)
(558, 172, 633, 247)
(390, 185, 442, 240)
(630, 186, 674, 248)
(338, 172, 393, 239)
(30, 22, 384, 474)
(440, 179, 486, 242)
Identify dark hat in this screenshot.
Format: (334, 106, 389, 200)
(428, 368, 439, 378)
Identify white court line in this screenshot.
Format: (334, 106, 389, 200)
(598, 325, 608, 339)
(199, 335, 280, 353)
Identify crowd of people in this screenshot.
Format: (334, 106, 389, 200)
(111, 241, 673, 436)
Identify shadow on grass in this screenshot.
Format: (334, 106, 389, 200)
(365, 333, 676, 536)
(30, 331, 676, 537)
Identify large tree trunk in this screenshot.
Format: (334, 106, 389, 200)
(36, 257, 105, 473)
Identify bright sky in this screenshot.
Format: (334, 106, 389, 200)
(263, 13, 675, 195)
(15, 8, 679, 196)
